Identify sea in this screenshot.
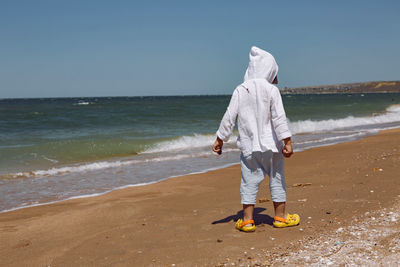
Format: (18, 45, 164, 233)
(1, 93, 400, 212)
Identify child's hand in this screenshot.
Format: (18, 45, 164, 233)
(212, 137, 223, 155)
(282, 138, 293, 158)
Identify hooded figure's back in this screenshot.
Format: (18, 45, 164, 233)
(217, 46, 291, 156)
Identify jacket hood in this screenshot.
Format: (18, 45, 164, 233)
(244, 46, 278, 83)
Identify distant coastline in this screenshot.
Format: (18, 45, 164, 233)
(2, 81, 400, 100)
(280, 80, 400, 94)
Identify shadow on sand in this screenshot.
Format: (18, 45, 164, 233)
(211, 207, 274, 226)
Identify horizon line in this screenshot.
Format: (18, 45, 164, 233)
(1, 79, 399, 100)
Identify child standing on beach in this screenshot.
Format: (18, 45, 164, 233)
(213, 46, 300, 231)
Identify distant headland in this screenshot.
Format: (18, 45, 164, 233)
(280, 81, 400, 94)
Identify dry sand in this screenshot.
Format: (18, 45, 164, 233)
(1, 129, 400, 266)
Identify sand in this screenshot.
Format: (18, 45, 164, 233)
(1, 129, 400, 266)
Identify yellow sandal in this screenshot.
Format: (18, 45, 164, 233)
(235, 219, 256, 232)
(273, 213, 300, 228)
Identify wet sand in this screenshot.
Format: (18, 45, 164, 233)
(1, 129, 400, 266)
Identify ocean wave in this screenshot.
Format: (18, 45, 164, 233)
(73, 101, 91, 105)
(386, 104, 400, 113)
(143, 106, 400, 154)
(289, 104, 400, 134)
(4, 148, 240, 179)
(4, 105, 399, 179)
(143, 133, 238, 153)
(41, 156, 59, 163)
(294, 131, 372, 145)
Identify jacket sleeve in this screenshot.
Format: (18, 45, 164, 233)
(270, 86, 292, 141)
(216, 89, 239, 142)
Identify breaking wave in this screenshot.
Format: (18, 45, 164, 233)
(3, 104, 400, 180)
(73, 101, 92, 105)
(143, 133, 237, 153)
(289, 104, 400, 134)
(144, 105, 400, 154)
(4, 148, 240, 179)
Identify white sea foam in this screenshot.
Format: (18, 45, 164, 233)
(73, 101, 91, 105)
(143, 106, 400, 155)
(386, 104, 400, 113)
(294, 131, 373, 145)
(7, 148, 240, 179)
(144, 133, 238, 153)
(41, 156, 59, 163)
(289, 104, 400, 134)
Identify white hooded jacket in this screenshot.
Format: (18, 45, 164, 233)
(216, 46, 291, 156)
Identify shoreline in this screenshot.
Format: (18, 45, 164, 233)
(0, 134, 377, 214)
(2, 95, 400, 214)
(0, 161, 240, 215)
(3, 124, 398, 214)
(1, 128, 400, 266)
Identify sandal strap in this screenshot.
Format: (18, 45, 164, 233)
(274, 216, 287, 223)
(240, 219, 254, 227)
(287, 214, 295, 220)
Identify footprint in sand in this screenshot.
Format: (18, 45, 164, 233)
(14, 239, 31, 248)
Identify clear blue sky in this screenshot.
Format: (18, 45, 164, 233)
(1, 1, 399, 98)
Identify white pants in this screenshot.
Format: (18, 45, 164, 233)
(240, 151, 286, 204)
